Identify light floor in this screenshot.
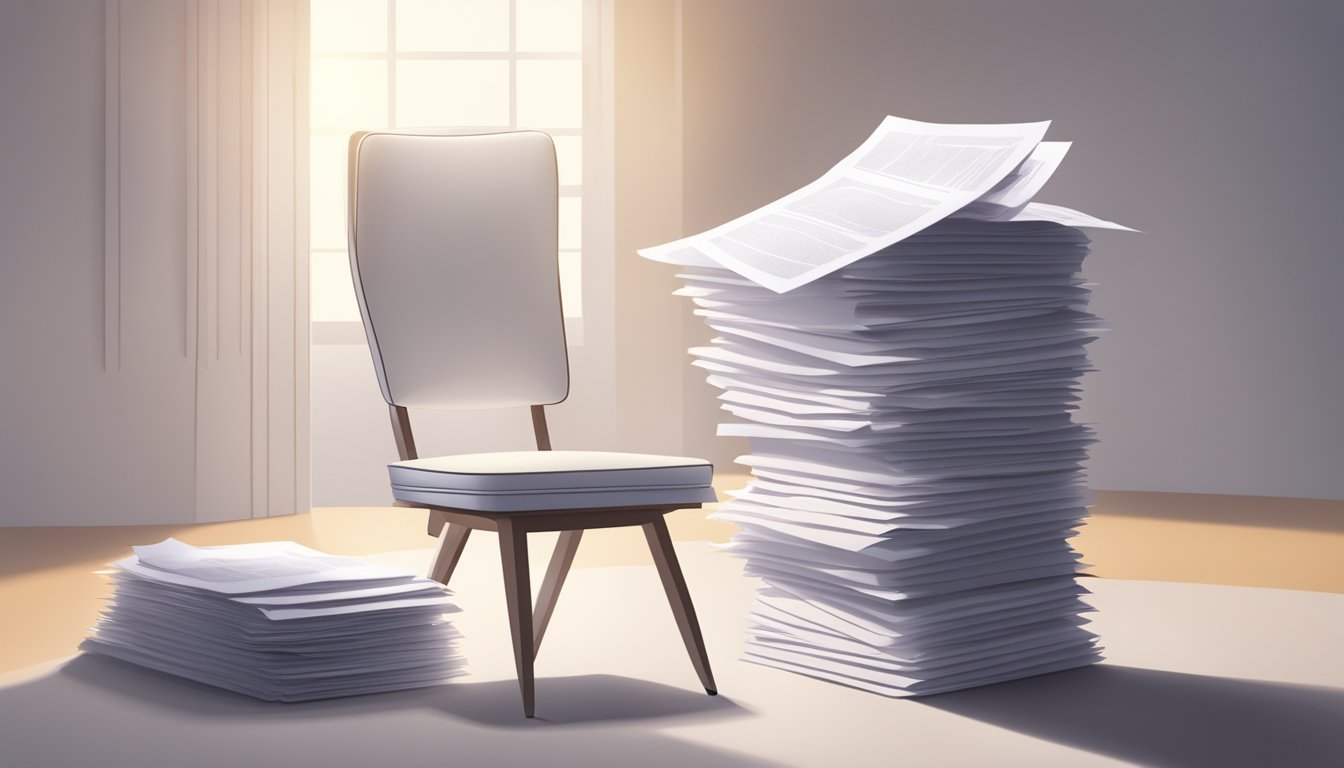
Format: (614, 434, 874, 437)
(2, 543, 1342, 767)
(2, 480, 1342, 676)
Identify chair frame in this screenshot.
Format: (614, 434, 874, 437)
(388, 403, 717, 718)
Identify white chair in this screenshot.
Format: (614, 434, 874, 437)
(347, 129, 718, 718)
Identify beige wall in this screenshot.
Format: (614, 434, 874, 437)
(0, 2, 199, 524)
(612, 0, 689, 458)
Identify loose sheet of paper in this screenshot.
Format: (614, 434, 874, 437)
(639, 115, 1050, 292)
(127, 538, 414, 594)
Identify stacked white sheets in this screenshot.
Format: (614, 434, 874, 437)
(81, 538, 464, 702)
(675, 219, 1106, 696)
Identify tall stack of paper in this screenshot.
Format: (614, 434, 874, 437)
(81, 538, 464, 702)
(640, 116, 1133, 697)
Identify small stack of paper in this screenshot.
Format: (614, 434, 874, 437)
(81, 538, 464, 702)
(639, 116, 1133, 696)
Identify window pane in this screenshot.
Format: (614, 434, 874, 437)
(397, 0, 508, 52)
(311, 252, 361, 322)
(516, 60, 582, 130)
(396, 60, 510, 128)
(311, 0, 387, 53)
(559, 251, 582, 318)
(310, 136, 349, 251)
(516, 0, 582, 52)
(558, 197, 581, 250)
(311, 59, 387, 135)
(553, 135, 581, 186)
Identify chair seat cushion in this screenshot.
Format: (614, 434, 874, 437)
(388, 450, 716, 513)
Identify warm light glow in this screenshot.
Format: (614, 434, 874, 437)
(310, 59, 387, 134)
(310, 0, 387, 52)
(516, 60, 583, 130)
(309, 135, 349, 251)
(559, 251, 583, 313)
(396, 60, 511, 127)
(553, 135, 582, 186)
(311, 253, 363, 321)
(558, 198, 582, 250)
(516, 0, 583, 52)
(397, 0, 510, 52)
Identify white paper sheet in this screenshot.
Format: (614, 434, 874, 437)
(1010, 201, 1138, 231)
(127, 538, 415, 594)
(954, 141, 1071, 219)
(639, 116, 1050, 291)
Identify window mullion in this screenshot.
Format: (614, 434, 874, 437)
(508, 0, 517, 130)
(387, 0, 397, 128)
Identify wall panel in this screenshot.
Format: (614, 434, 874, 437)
(0, 0, 309, 526)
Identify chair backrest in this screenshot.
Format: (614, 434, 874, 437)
(348, 129, 570, 410)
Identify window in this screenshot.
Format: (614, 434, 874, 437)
(309, 0, 589, 326)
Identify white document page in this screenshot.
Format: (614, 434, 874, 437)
(232, 580, 444, 605)
(639, 115, 1050, 292)
(961, 141, 1071, 217)
(123, 538, 416, 594)
(1011, 201, 1137, 231)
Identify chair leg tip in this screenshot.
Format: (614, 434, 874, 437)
(706, 688, 717, 696)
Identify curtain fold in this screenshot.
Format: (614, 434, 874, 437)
(105, 0, 310, 522)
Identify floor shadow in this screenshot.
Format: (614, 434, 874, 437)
(419, 675, 746, 728)
(54, 654, 749, 728)
(0, 656, 780, 768)
(921, 663, 1344, 768)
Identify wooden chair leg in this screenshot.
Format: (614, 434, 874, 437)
(426, 509, 448, 537)
(642, 516, 717, 695)
(532, 530, 583, 658)
(497, 519, 536, 717)
(428, 522, 471, 585)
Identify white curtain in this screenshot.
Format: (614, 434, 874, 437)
(105, 0, 310, 522)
